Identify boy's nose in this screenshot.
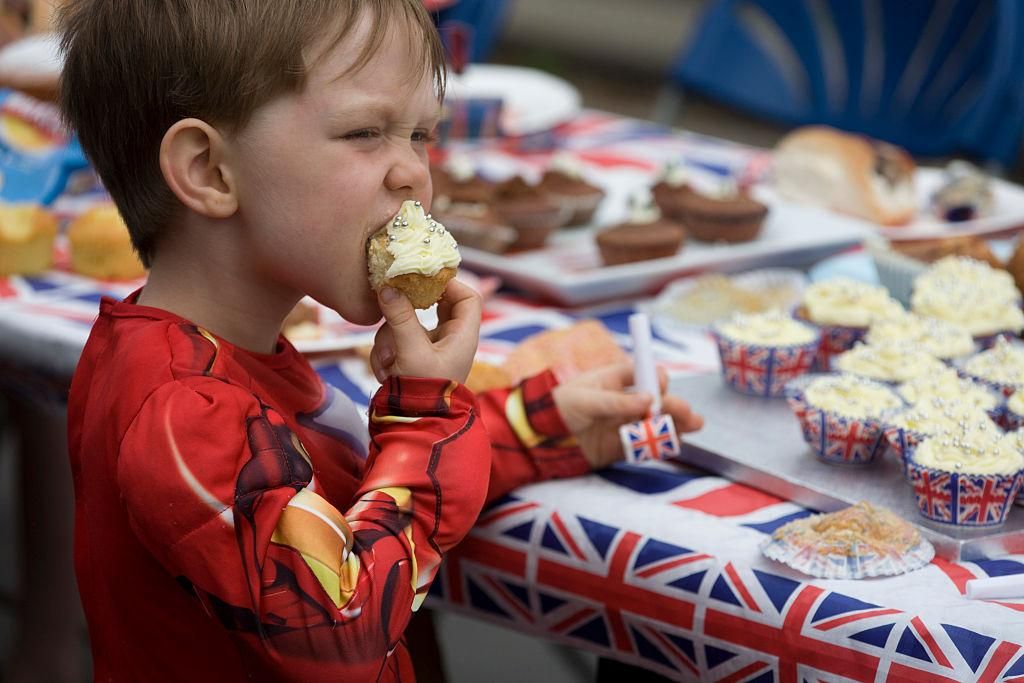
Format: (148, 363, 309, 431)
(384, 146, 429, 195)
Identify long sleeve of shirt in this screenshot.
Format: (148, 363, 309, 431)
(475, 369, 592, 505)
(116, 374, 492, 682)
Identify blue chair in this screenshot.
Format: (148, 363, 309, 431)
(665, 0, 1024, 167)
(435, 0, 511, 63)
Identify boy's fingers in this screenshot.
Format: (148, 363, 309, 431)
(437, 279, 482, 326)
(579, 388, 652, 421)
(377, 286, 428, 350)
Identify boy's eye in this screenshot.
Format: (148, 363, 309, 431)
(412, 129, 439, 144)
(344, 129, 379, 140)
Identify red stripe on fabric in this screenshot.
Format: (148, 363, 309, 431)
(0, 278, 16, 298)
(724, 563, 761, 613)
(454, 537, 528, 577)
(576, 151, 656, 171)
(672, 484, 785, 517)
(991, 601, 1024, 612)
(478, 502, 539, 527)
(930, 557, 977, 594)
(979, 641, 1021, 683)
(536, 558, 696, 630)
(638, 624, 699, 676)
(551, 606, 594, 633)
(550, 513, 587, 561)
(634, 553, 711, 579)
(886, 663, 960, 682)
(606, 533, 642, 651)
(704, 586, 878, 683)
(716, 661, 769, 683)
(815, 608, 901, 631)
(482, 575, 533, 623)
(911, 617, 953, 669)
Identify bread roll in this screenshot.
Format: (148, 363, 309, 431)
(67, 205, 146, 280)
(0, 202, 57, 275)
(774, 126, 916, 226)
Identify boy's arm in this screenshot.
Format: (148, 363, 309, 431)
(118, 376, 490, 680)
(475, 369, 591, 504)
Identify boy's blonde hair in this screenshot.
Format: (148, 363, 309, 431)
(58, 0, 446, 267)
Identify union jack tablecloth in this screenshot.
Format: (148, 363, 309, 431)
(3, 112, 1024, 680)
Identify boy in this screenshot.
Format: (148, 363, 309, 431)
(59, 1, 701, 681)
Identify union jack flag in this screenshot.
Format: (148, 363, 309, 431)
(959, 473, 1019, 527)
(910, 467, 955, 523)
(435, 492, 1024, 681)
(718, 340, 771, 396)
(619, 415, 680, 463)
(822, 414, 884, 465)
(766, 344, 816, 396)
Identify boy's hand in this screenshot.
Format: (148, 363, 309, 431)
(552, 362, 703, 470)
(369, 279, 482, 384)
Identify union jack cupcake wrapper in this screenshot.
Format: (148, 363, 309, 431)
(797, 318, 866, 371)
(711, 330, 819, 398)
(882, 424, 928, 482)
(906, 456, 1023, 528)
(760, 531, 934, 580)
(618, 414, 681, 464)
(784, 375, 893, 466)
(973, 331, 1017, 351)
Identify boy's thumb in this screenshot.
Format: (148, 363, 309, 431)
(378, 286, 423, 344)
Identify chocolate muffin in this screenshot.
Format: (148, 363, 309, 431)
(595, 218, 687, 266)
(677, 189, 768, 243)
(491, 176, 570, 250)
(538, 154, 605, 225)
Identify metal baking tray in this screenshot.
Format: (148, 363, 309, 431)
(669, 373, 1024, 561)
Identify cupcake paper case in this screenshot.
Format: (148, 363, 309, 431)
(785, 374, 902, 466)
(906, 457, 1021, 527)
(712, 314, 819, 398)
(761, 502, 934, 579)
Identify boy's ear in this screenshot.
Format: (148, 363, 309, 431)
(159, 119, 238, 219)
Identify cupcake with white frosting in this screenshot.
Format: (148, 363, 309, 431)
(997, 428, 1024, 506)
(785, 373, 903, 466)
(833, 341, 946, 385)
(911, 256, 1024, 346)
(711, 310, 820, 397)
(865, 312, 976, 362)
(797, 278, 904, 369)
(906, 421, 1022, 527)
(960, 338, 1024, 398)
(883, 399, 1001, 480)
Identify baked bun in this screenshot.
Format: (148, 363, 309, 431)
(0, 33, 61, 102)
(0, 202, 57, 275)
(774, 126, 916, 226)
(367, 200, 460, 309)
(67, 204, 146, 280)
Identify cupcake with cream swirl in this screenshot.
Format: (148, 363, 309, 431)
(712, 310, 819, 397)
(865, 312, 975, 362)
(833, 341, 946, 384)
(786, 373, 903, 466)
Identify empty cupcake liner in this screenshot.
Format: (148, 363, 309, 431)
(905, 456, 1022, 527)
(784, 375, 895, 466)
(760, 529, 934, 579)
(712, 329, 819, 398)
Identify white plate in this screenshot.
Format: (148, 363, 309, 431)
(762, 166, 1024, 241)
(446, 64, 581, 136)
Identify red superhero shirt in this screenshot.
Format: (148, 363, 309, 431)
(67, 294, 589, 682)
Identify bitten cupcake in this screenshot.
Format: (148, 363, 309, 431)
(798, 278, 904, 368)
(960, 338, 1024, 397)
(594, 190, 686, 266)
(712, 310, 819, 397)
(538, 153, 605, 226)
(865, 312, 975, 362)
(833, 341, 946, 384)
(911, 256, 1024, 346)
(906, 427, 1022, 527)
(786, 373, 903, 466)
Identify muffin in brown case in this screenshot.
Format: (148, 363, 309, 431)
(538, 154, 605, 226)
(491, 176, 570, 250)
(677, 188, 768, 243)
(595, 221, 687, 266)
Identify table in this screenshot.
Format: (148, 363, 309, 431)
(4, 112, 1024, 682)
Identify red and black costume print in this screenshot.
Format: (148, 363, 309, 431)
(67, 293, 588, 682)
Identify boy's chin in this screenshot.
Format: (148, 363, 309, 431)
(333, 298, 383, 327)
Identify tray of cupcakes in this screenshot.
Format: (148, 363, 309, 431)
(669, 256, 1024, 562)
(431, 149, 873, 306)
